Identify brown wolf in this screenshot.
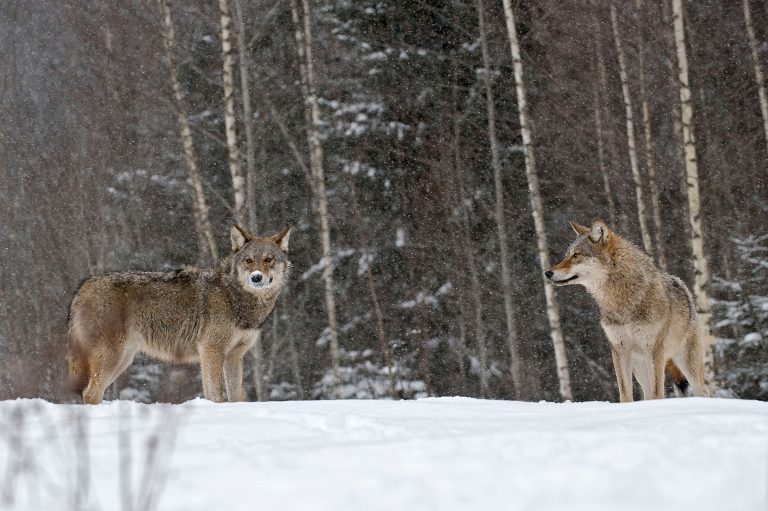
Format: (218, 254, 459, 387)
(68, 225, 291, 404)
(545, 220, 708, 402)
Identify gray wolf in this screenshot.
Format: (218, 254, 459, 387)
(68, 224, 291, 404)
(545, 219, 707, 402)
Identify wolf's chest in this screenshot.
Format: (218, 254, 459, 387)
(601, 320, 660, 350)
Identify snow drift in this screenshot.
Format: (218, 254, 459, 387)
(0, 397, 766, 511)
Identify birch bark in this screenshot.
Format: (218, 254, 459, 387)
(502, 0, 572, 401)
(476, 0, 521, 398)
(672, 0, 715, 387)
(232, 0, 259, 229)
(609, 1, 653, 256)
(218, 0, 246, 224)
(290, 0, 342, 398)
(158, 0, 218, 262)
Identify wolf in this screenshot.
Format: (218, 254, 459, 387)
(68, 224, 291, 404)
(545, 219, 708, 402)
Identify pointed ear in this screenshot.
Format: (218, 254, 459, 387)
(570, 221, 590, 236)
(589, 219, 610, 244)
(270, 225, 292, 252)
(230, 224, 252, 252)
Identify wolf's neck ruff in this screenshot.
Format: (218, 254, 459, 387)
(587, 241, 656, 326)
(224, 271, 280, 330)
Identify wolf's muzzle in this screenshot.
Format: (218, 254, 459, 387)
(249, 271, 272, 288)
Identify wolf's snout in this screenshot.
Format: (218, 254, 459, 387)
(545, 270, 554, 279)
(250, 271, 264, 284)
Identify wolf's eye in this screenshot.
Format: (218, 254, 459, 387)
(244, 256, 254, 264)
(264, 256, 274, 264)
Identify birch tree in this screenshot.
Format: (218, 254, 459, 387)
(672, 0, 715, 387)
(218, 0, 246, 224)
(742, 0, 768, 155)
(157, 0, 218, 262)
(232, 0, 259, 229)
(290, 0, 342, 398)
(502, 0, 572, 401)
(609, 1, 653, 256)
(636, 0, 667, 270)
(476, 0, 522, 398)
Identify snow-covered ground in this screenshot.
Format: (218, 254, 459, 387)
(0, 397, 766, 511)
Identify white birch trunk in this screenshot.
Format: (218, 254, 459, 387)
(218, 0, 246, 225)
(672, 0, 715, 388)
(609, 2, 653, 256)
(636, 0, 667, 270)
(158, 0, 218, 262)
(742, 0, 768, 155)
(290, 0, 342, 398)
(231, 0, 266, 401)
(502, 0, 573, 401)
(661, 0, 685, 171)
(232, 0, 259, 230)
(476, 0, 520, 398)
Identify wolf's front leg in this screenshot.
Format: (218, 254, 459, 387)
(610, 346, 633, 402)
(200, 345, 225, 402)
(224, 343, 250, 402)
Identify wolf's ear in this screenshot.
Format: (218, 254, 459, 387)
(570, 221, 590, 236)
(270, 225, 292, 252)
(588, 219, 610, 244)
(230, 224, 252, 252)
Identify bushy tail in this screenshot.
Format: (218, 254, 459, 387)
(67, 334, 89, 396)
(665, 360, 689, 396)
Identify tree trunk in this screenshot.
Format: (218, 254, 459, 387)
(346, 175, 398, 399)
(476, 0, 519, 398)
(502, 0, 573, 401)
(609, 1, 653, 256)
(157, 0, 218, 263)
(661, 0, 685, 173)
(590, 8, 618, 228)
(672, 0, 715, 388)
(743, 0, 768, 155)
(232, 0, 259, 229)
(452, 90, 490, 398)
(290, 0, 342, 398)
(218, 0, 246, 225)
(636, 0, 667, 270)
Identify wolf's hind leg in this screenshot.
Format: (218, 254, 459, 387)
(82, 344, 128, 404)
(224, 343, 250, 402)
(674, 329, 709, 398)
(200, 345, 225, 402)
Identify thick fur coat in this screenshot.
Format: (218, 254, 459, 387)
(68, 225, 291, 404)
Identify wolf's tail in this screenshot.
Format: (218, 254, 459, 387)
(67, 333, 89, 396)
(665, 360, 689, 396)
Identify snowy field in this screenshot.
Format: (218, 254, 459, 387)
(0, 397, 766, 511)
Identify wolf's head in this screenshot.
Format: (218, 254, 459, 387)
(545, 219, 614, 288)
(229, 224, 291, 294)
